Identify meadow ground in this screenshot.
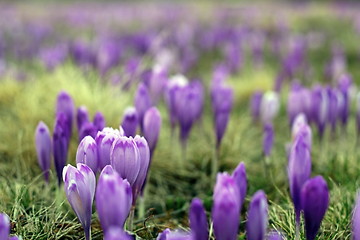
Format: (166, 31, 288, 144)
(0, 2, 360, 240)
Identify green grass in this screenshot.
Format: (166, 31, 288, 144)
(1, 4, 360, 240)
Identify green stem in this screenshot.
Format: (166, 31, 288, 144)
(128, 207, 135, 232)
(211, 146, 219, 181)
(138, 196, 145, 219)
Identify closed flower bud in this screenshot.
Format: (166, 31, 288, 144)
(79, 122, 97, 142)
(189, 198, 208, 240)
(93, 111, 105, 132)
(263, 123, 274, 157)
(311, 86, 328, 139)
(77, 106, 89, 132)
(134, 83, 152, 131)
(95, 128, 122, 171)
(63, 164, 95, 240)
(35, 121, 52, 182)
(301, 176, 329, 240)
(56, 91, 75, 138)
(53, 113, 69, 185)
(232, 162, 247, 207)
(353, 192, 360, 240)
(143, 107, 161, 154)
(246, 190, 268, 240)
(96, 165, 132, 232)
(212, 173, 240, 240)
(250, 91, 263, 122)
(121, 107, 138, 137)
(110, 137, 140, 186)
(260, 91, 279, 124)
(0, 213, 10, 240)
(76, 136, 98, 173)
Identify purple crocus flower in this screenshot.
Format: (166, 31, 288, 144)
(232, 162, 247, 207)
(110, 136, 140, 186)
(157, 228, 171, 240)
(250, 91, 263, 122)
(56, 91, 75, 139)
(134, 83, 152, 132)
(288, 134, 311, 225)
(211, 85, 234, 148)
(212, 173, 240, 240)
(143, 107, 161, 155)
(148, 65, 168, 104)
(96, 165, 132, 232)
(337, 74, 352, 128)
(93, 111, 105, 132)
(189, 198, 209, 240)
(95, 128, 122, 171)
(287, 83, 305, 127)
(263, 123, 274, 157)
(260, 91, 280, 125)
(77, 106, 89, 133)
(326, 87, 340, 133)
(267, 231, 284, 240)
(63, 164, 95, 240)
(0, 213, 10, 240)
(96, 39, 121, 76)
(164, 74, 188, 132)
(104, 227, 133, 240)
(352, 192, 360, 240)
(301, 176, 329, 240)
(53, 113, 69, 185)
(35, 121, 52, 182)
(246, 190, 268, 240)
(121, 107, 138, 137)
(311, 86, 328, 139)
(76, 136, 98, 173)
(156, 229, 192, 240)
(132, 136, 150, 203)
(79, 122, 97, 142)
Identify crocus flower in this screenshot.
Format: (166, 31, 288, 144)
(110, 136, 140, 186)
(79, 122, 97, 142)
(311, 86, 328, 139)
(143, 107, 161, 155)
(0, 213, 10, 240)
(95, 128, 122, 171)
(250, 91, 263, 122)
(267, 231, 284, 240)
(77, 106, 89, 132)
(63, 164, 95, 240)
(291, 114, 312, 150)
(211, 85, 234, 148)
(96, 165, 132, 232)
(246, 190, 268, 240)
(157, 229, 192, 240)
(232, 162, 247, 207)
(263, 123, 274, 157)
(189, 198, 208, 240)
(288, 134, 311, 225)
(121, 107, 138, 137)
(76, 136, 98, 173)
(326, 87, 339, 133)
(148, 64, 168, 104)
(134, 83, 152, 131)
(157, 228, 171, 240)
(287, 83, 305, 127)
(104, 227, 133, 240)
(56, 91, 75, 138)
(53, 113, 69, 185)
(301, 176, 329, 240)
(93, 111, 105, 132)
(260, 91, 280, 124)
(337, 74, 352, 127)
(352, 192, 360, 240)
(35, 121, 52, 182)
(212, 173, 240, 240)
(132, 136, 150, 203)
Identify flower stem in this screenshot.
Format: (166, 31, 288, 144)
(128, 206, 135, 232)
(211, 145, 219, 181)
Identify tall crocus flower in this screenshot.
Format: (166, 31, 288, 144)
(53, 113, 69, 185)
(291, 114, 312, 150)
(132, 136, 150, 203)
(288, 134, 311, 227)
(56, 91, 75, 138)
(301, 176, 329, 240)
(121, 107, 138, 137)
(79, 122, 97, 142)
(212, 173, 240, 240)
(35, 121, 52, 182)
(148, 64, 168, 104)
(95, 128, 122, 171)
(250, 91, 263, 122)
(232, 162, 247, 207)
(189, 198, 208, 240)
(104, 227, 133, 240)
(96, 165, 132, 232)
(143, 107, 161, 156)
(352, 192, 360, 240)
(164, 74, 188, 133)
(110, 136, 140, 186)
(326, 87, 340, 133)
(134, 83, 152, 131)
(0, 213, 10, 240)
(337, 74, 352, 128)
(263, 123, 274, 157)
(287, 83, 304, 127)
(311, 86, 328, 139)
(246, 190, 268, 240)
(260, 91, 280, 125)
(211, 85, 234, 148)
(63, 164, 95, 240)
(93, 111, 105, 132)
(77, 106, 89, 132)
(76, 136, 98, 173)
